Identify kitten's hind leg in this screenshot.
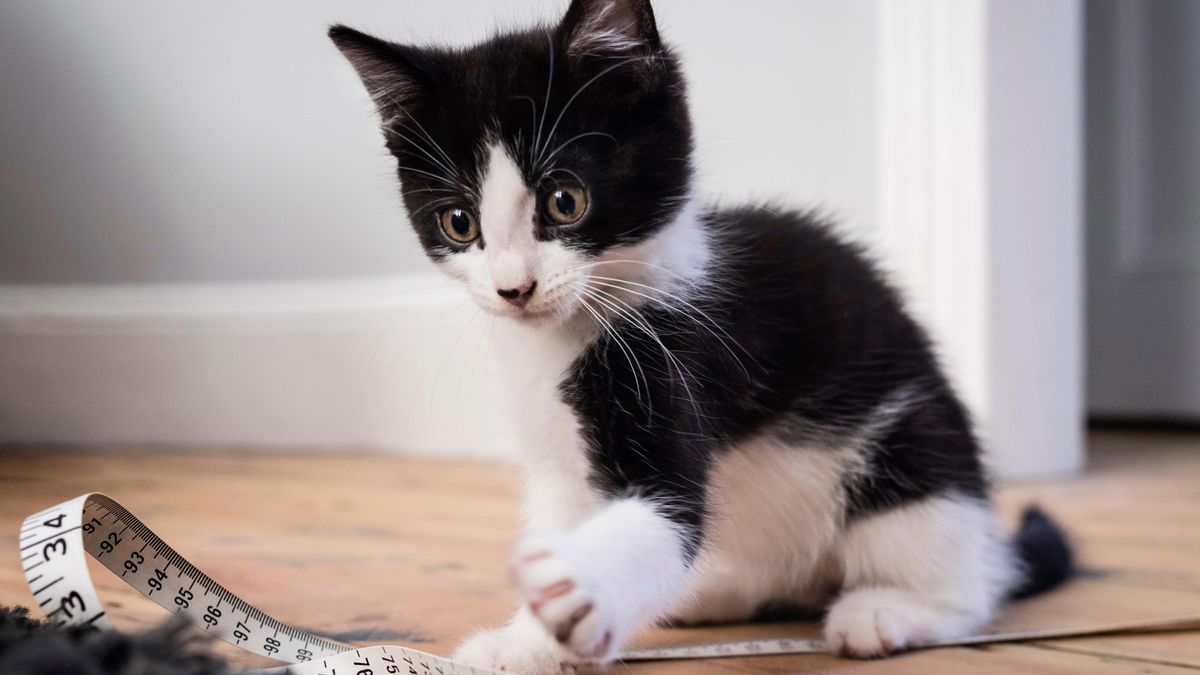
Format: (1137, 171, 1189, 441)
(510, 497, 694, 663)
(826, 494, 1018, 657)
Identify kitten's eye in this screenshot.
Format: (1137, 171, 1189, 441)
(545, 186, 589, 225)
(439, 208, 479, 244)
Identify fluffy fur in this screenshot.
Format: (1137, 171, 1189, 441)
(329, 1, 1073, 672)
(0, 606, 234, 675)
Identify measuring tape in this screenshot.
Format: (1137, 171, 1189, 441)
(19, 493, 482, 675)
(18, 493, 1200, 673)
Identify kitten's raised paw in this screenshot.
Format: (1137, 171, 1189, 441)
(513, 534, 619, 662)
(453, 624, 578, 674)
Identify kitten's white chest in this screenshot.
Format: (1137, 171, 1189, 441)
(489, 319, 603, 530)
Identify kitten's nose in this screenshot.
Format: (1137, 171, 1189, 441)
(497, 281, 537, 308)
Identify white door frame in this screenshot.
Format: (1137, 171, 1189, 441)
(876, 0, 1084, 478)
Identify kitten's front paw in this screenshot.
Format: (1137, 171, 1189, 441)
(453, 623, 578, 674)
(512, 534, 619, 662)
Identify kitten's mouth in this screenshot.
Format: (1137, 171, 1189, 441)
(474, 296, 573, 324)
(510, 302, 571, 324)
(473, 283, 581, 325)
(503, 292, 580, 325)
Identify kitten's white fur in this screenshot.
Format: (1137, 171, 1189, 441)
(828, 495, 1018, 654)
(566, 0, 647, 58)
(451, 141, 1016, 672)
(670, 434, 853, 625)
(513, 499, 690, 660)
(479, 143, 539, 293)
(442, 144, 585, 320)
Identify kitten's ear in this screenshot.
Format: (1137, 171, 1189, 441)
(329, 25, 428, 119)
(561, 0, 662, 58)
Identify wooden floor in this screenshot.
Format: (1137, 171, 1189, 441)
(2, 430, 1198, 673)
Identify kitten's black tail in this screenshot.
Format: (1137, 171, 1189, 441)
(1007, 505, 1074, 600)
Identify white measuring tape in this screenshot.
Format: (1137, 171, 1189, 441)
(19, 493, 1200, 673)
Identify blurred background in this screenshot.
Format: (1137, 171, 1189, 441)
(0, 0, 1194, 478)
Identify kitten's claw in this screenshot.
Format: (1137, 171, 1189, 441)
(513, 535, 620, 661)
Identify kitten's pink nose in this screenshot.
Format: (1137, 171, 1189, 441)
(497, 280, 537, 308)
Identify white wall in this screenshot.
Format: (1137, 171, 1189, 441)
(0, 0, 877, 283)
(0, 1, 1083, 479)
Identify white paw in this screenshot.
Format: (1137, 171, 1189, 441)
(824, 588, 955, 658)
(824, 599, 907, 657)
(453, 622, 578, 674)
(512, 533, 620, 662)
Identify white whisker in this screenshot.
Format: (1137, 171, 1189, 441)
(532, 32, 557, 164)
(535, 55, 653, 168)
(402, 116, 459, 174)
(576, 293, 650, 408)
(399, 165, 462, 188)
(543, 167, 587, 188)
(581, 284, 704, 423)
(408, 196, 460, 220)
(537, 131, 616, 173)
(586, 275, 757, 378)
(386, 128, 461, 180)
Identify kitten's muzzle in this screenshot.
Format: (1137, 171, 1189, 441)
(497, 280, 537, 308)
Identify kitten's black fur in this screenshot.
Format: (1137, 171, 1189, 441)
(563, 205, 992, 555)
(330, 0, 1071, 610)
(328, 2, 690, 261)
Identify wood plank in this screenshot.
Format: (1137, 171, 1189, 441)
(1, 431, 1198, 673)
(1035, 635, 1200, 672)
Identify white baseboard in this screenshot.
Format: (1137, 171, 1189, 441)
(0, 275, 519, 459)
(1, 264, 1079, 479)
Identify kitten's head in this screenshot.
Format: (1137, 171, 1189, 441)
(331, 0, 697, 325)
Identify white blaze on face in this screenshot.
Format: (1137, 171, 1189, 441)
(440, 141, 707, 324)
(479, 143, 537, 293)
(439, 140, 587, 321)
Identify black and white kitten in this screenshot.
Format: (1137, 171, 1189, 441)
(330, 1, 1072, 671)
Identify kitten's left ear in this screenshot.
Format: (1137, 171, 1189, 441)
(561, 0, 662, 58)
(329, 25, 430, 120)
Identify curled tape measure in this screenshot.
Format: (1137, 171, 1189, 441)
(19, 494, 1200, 673)
(20, 494, 483, 674)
